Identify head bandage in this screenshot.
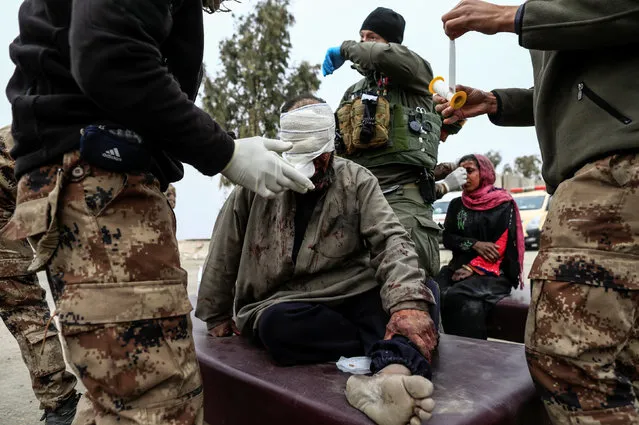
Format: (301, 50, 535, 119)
(280, 103, 336, 178)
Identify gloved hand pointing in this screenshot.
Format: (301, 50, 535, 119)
(322, 47, 345, 76)
(221, 136, 315, 198)
(441, 166, 467, 193)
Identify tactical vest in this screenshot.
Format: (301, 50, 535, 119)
(336, 77, 441, 172)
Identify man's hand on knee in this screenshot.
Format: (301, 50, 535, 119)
(208, 319, 238, 337)
(384, 309, 438, 362)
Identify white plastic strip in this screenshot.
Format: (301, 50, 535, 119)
(449, 39, 456, 92)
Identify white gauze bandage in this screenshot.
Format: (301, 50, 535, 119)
(280, 103, 336, 178)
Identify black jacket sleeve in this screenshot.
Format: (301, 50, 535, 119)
(489, 88, 535, 127)
(519, 0, 639, 51)
(69, 0, 234, 176)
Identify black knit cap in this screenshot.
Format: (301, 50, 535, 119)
(360, 7, 406, 44)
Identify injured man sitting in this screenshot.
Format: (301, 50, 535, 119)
(196, 94, 439, 425)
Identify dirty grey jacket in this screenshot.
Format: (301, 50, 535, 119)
(490, 1, 639, 194)
(0, 125, 33, 277)
(195, 158, 434, 332)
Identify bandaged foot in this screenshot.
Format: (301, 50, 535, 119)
(346, 368, 435, 425)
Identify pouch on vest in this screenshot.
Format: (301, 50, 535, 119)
(336, 78, 442, 174)
(351, 94, 390, 151)
(336, 102, 354, 154)
(79, 125, 152, 173)
(336, 93, 392, 154)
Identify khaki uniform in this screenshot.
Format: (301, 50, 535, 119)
(164, 184, 176, 209)
(489, 3, 639, 422)
(2, 150, 202, 425)
(525, 153, 639, 424)
(0, 126, 77, 411)
(196, 157, 434, 332)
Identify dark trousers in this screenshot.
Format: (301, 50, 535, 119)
(256, 287, 437, 378)
(437, 266, 511, 340)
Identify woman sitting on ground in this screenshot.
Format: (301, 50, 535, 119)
(437, 154, 524, 340)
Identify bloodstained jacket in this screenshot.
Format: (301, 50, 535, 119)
(196, 157, 434, 332)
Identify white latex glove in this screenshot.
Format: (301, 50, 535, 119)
(221, 136, 315, 198)
(441, 167, 467, 192)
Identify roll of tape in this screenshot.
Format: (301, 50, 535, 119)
(429, 76, 467, 109)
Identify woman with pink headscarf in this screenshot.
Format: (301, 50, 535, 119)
(436, 154, 525, 340)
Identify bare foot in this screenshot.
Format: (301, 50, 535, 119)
(345, 372, 435, 425)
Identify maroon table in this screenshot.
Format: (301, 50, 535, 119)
(192, 309, 546, 425)
(488, 297, 530, 343)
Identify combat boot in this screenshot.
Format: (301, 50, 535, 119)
(41, 392, 81, 425)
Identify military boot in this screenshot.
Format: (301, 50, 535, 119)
(41, 392, 81, 425)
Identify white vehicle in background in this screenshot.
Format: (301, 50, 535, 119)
(433, 191, 463, 227)
(433, 191, 462, 243)
(510, 185, 550, 250)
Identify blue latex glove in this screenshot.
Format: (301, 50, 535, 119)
(322, 47, 345, 76)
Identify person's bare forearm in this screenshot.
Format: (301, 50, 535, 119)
(442, 1, 518, 39)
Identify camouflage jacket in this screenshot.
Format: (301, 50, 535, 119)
(196, 157, 434, 332)
(0, 125, 34, 277)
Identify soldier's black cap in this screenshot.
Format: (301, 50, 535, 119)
(360, 7, 406, 44)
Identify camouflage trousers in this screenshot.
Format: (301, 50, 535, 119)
(0, 273, 77, 411)
(384, 184, 441, 278)
(526, 152, 639, 424)
(4, 151, 203, 425)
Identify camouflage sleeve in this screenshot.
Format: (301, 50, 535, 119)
(0, 126, 34, 276)
(356, 167, 434, 314)
(195, 187, 250, 330)
(340, 41, 433, 95)
(0, 125, 17, 228)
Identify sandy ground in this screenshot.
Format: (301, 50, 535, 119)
(0, 249, 537, 424)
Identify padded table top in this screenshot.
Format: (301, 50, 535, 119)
(487, 296, 530, 343)
(192, 310, 545, 425)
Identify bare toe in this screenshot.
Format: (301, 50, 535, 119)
(417, 397, 436, 412)
(403, 375, 434, 399)
(415, 407, 432, 421)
